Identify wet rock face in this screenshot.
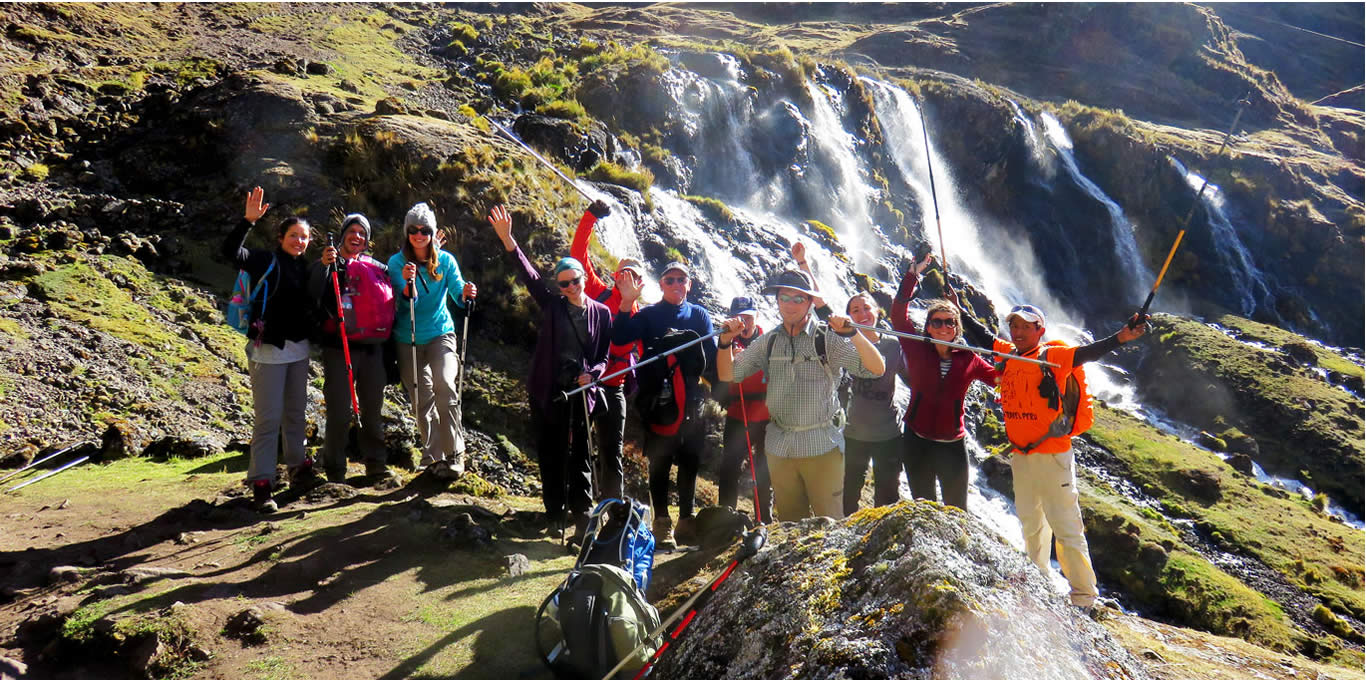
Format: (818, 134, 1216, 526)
(654, 503, 1150, 680)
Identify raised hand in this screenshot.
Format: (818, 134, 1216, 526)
(1118, 314, 1150, 343)
(588, 200, 611, 219)
(791, 240, 807, 266)
(488, 205, 514, 249)
(915, 252, 934, 275)
(617, 271, 642, 302)
(244, 186, 270, 224)
(828, 314, 854, 335)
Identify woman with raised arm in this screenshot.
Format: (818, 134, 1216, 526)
(221, 186, 318, 513)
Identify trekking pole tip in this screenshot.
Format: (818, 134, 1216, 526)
(738, 526, 767, 559)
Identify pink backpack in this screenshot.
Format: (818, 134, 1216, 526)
(325, 255, 394, 342)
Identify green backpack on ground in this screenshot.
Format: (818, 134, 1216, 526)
(535, 562, 661, 679)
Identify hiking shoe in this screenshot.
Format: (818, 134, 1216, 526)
(433, 459, 462, 481)
(251, 480, 277, 514)
(653, 515, 675, 551)
(674, 515, 698, 545)
(289, 459, 321, 490)
(449, 451, 467, 477)
(325, 467, 348, 484)
(364, 459, 388, 477)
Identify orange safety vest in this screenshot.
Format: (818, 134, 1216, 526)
(993, 338, 1092, 454)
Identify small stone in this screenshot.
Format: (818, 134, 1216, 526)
(122, 566, 190, 584)
(223, 606, 269, 645)
(0, 655, 28, 677)
(1227, 453, 1255, 476)
(504, 553, 531, 578)
(305, 61, 332, 76)
(47, 565, 85, 584)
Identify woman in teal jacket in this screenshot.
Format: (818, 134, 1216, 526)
(388, 202, 477, 477)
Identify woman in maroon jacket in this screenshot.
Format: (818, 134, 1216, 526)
(892, 257, 997, 509)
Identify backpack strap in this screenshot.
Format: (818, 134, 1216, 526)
(253, 254, 278, 320)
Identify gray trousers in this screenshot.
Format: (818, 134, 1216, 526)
(321, 343, 387, 476)
(247, 358, 310, 485)
(398, 333, 465, 466)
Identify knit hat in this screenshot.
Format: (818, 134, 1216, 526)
(1006, 304, 1046, 326)
(404, 202, 436, 230)
(340, 213, 371, 241)
(553, 257, 585, 276)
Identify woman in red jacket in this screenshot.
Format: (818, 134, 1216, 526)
(892, 256, 998, 509)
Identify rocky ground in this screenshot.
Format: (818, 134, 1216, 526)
(0, 3, 1361, 679)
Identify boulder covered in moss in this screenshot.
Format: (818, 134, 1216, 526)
(654, 502, 1149, 679)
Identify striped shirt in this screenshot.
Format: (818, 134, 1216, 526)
(731, 316, 879, 458)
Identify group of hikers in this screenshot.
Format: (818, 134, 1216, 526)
(227, 186, 1149, 611)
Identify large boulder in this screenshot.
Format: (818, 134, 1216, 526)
(653, 502, 1150, 679)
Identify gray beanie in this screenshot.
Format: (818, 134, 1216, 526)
(341, 213, 371, 241)
(404, 202, 437, 230)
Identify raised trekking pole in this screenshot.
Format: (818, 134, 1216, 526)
(846, 321, 1060, 368)
(559, 330, 724, 401)
(1131, 95, 1251, 328)
(328, 234, 362, 428)
(918, 101, 949, 282)
(488, 119, 596, 202)
(600, 527, 769, 680)
(0, 441, 86, 485)
(7, 455, 91, 493)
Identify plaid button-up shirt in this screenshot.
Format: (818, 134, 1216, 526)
(731, 316, 878, 458)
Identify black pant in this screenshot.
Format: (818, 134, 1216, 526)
(719, 417, 772, 522)
(903, 433, 969, 509)
(321, 344, 387, 477)
(533, 399, 593, 521)
(645, 401, 704, 520)
(843, 437, 902, 516)
(592, 385, 626, 501)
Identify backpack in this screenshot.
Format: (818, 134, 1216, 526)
(536, 498, 660, 680)
(321, 256, 394, 342)
(226, 256, 277, 336)
(1017, 341, 1094, 453)
(635, 329, 707, 436)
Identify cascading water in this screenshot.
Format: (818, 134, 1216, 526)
(801, 75, 883, 271)
(1169, 157, 1272, 317)
(1038, 112, 1153, 298)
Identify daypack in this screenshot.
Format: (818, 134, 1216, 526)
(321, 255, 394, 342)
(635, 329, 707, 436)
(536, 498, 660, 680)
(226, 256, 277, 336)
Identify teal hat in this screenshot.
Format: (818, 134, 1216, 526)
(553, 257, 585, 276)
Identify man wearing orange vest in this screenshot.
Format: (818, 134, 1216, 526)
(985, 304, 1148, 609)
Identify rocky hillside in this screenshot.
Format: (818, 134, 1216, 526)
(0, 3, 1361, 679)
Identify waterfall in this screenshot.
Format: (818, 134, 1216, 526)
(1169, 158, 1271, 317)
(1038, 112, 1153, 298)
(801, 76, 882, 271)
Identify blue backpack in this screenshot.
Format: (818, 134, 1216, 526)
(576, 497, 656, 590)
(226, 256, 277, 336)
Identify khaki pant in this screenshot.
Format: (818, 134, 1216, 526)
(1011, 449, 1098, 607)
(398, 333, 465, 467)
(767, 448, 844, 522)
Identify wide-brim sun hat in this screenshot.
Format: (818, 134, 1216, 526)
(761, 269, 819, 298)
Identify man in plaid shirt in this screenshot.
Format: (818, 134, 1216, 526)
(717, 269, 885, 521)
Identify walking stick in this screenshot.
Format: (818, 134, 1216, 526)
(560, 330, 724, 401)
(7, 456, 91, 493)
(457, 297, 475, 401)
(583, 392, 598, 500)
(408, 273, 422, 442)
(599, 527, 769, 680)
(0, 441, 86, 485)
(328, 235, 362, 428)
(488, 119, 596, 202)
(732, 343, 764, 524)
(918, 101, 948, 283)
(1132, 96, 1251, 328)
(846, 322, 1060, 368)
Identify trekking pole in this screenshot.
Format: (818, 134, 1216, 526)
(328, 235, 362, 427)
(457, 297, 475, 401)
(408, 273, 422, 438)
(918, 100, 949, 288)
(583, 392, 598, 500)
(846, 322, 1060, 368)
(733, 365, 764, 524)
(601, 527, 769, 680)
(1131, 95, 1251, 329)
(488, 119, 595, 202)
(7, 456, 91, 493)
(0, 441, 86, 485)
(560, 330, 724, 401)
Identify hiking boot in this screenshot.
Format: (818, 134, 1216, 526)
(545, 511, 567, 540)
(289, 459, 321, 490)
(653, 515, 675, 551)
(325, 466, 348, 484)
(449, 451, 467, 477)
(674, 515, 698, 545)
(433, 458, 462, 481)
(564, 512, 590, 553)
(251, 480, 277, 514)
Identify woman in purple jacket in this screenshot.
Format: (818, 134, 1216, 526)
(489, 206, 612, 543)
(892, 256, 998, 509)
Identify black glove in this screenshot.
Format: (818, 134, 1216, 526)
(588, 200, 611, 219)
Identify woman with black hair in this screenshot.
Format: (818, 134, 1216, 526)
(221, 186, 319, 513)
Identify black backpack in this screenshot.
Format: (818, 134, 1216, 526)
(634, 329, 707, 432)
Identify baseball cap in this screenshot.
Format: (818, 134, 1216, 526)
(659, 261, 690, 279)
(728, 296, 756, 316)
(615, 257, 645, 277)
(1006, 304, 1046, 326)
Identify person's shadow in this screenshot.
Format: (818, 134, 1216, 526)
(377, 605, 553, 680)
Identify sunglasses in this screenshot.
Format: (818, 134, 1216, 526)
(928, 317, 957, 329)
(777, 293, 809, 305)
(407, 226, 434, 236)
(661, 275, 688, 285)
(557, 277, 582, 289)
